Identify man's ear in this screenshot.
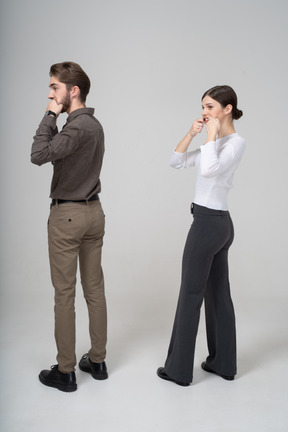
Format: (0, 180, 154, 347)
(70, 86, 80, 99)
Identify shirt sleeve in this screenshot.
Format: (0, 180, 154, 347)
(31, 116, 81, 166)
(169, 149, 200, 169)
(200, 137, 245, 178)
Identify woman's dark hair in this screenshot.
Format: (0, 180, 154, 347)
(49, 61, 90, 103)
(202, 85, 243, 120)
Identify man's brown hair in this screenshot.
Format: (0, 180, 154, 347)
(49, 62, 91, 103)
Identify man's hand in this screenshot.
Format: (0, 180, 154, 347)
(46, 100, 63, 117)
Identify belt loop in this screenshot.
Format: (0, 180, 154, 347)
(190, 203, 194, 214)
(56, 199, 59, 209)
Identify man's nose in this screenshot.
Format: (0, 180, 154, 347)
(48, 90, 54, 99)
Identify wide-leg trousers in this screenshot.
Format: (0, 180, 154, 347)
(47, 200, 107, 373)
(164, 203, 237, 383)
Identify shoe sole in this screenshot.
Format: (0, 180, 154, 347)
(39, 375, 77, 392)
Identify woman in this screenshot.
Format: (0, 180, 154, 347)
(157, 85, 245, 386)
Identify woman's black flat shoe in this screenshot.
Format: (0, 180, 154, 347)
(157, 367, 190, 386)
(201, 362, 234, 381)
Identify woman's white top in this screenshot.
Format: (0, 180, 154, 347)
(169, 133, 245, 211)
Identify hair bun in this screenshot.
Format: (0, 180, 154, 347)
(233, 108, 243, 120)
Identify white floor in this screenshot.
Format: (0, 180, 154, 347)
(1, 284, 287, 432)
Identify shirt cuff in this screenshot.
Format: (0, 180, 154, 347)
(200, 140, 216, 151)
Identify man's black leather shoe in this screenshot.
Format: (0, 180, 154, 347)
(39, 365, 77, 392)
(79, 354, 108, 380)
(201, 362, 235, 381)
(157, 367, 190, 387)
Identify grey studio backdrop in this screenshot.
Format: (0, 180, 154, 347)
(0, 0, 287, 431)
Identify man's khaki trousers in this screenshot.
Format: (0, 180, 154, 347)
(48, 200, 107, 373)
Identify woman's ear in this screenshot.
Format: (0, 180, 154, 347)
(225, 104, 233, 115)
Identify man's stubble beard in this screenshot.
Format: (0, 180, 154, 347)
(61, 91, 72, 113)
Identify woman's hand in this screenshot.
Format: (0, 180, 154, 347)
(188, 118, 204, 138)
(204, 117, 220, 142)
(174, 118, 203, 153)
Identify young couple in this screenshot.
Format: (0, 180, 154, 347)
(31, 61, 245, 392)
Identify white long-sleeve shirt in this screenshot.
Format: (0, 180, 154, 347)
(169, 133, 245, 210)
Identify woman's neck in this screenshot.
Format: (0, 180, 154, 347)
(218, 119, 235, 138)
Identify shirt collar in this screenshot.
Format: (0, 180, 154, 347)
(67, 107, 95, 122)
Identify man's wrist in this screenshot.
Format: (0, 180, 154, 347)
(45, 110, 57, 118)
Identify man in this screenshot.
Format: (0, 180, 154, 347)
(31, 62, 108, 392)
